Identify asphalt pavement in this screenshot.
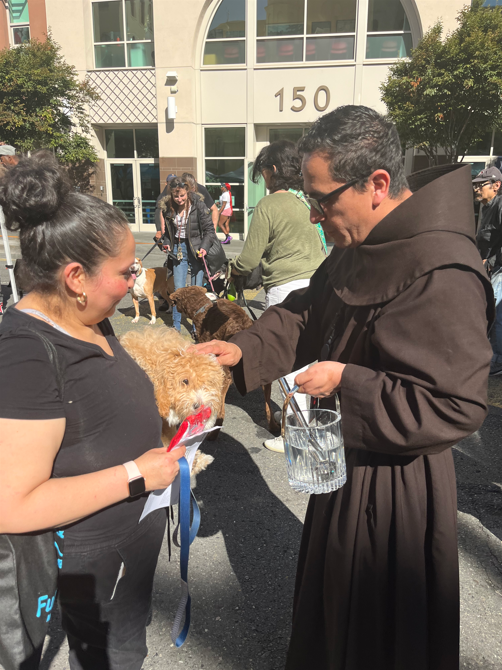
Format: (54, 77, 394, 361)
(0, 233, 501, 669)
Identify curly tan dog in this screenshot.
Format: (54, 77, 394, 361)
(120, 327, 226, 474)
(170, 285, 280, 436)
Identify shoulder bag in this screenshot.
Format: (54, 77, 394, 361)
(0, 326, 65, 670)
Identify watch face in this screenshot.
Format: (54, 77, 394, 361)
(129, 476, 146, 498)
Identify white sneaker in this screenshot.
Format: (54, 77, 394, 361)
(263, 436, 285, 453)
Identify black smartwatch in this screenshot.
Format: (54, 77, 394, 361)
(123, 461, 146, 497)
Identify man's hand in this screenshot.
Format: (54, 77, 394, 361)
(295, 362, 346, 398)
(190, 340, 242, 367)
(155, 231, 162, 240)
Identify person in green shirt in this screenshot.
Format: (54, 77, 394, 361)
(232, 140, 327, 452)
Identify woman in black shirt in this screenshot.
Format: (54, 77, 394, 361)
(0, 152, 185, 670)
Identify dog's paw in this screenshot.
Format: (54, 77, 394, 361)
(149, 316, 156, 325)
(191, 451, 215, 476)
(131, 316, 140, 324)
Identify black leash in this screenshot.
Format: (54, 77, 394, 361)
(141, 241, 161, 262)
(238, 289, 258, 321)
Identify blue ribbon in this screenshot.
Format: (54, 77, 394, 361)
(171, 456, 201, 647)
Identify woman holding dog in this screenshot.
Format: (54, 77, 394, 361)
(160, 177, 214, 332)
(0, 152, 185, 670)
(232, 140, 327, 452)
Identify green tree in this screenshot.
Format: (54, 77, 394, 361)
(0, 34, 99, 165)
(381, 0, 502, 165)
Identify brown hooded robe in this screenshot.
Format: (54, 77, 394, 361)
(230, 165, 493, 670)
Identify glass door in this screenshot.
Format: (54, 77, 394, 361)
(108, 160, 160, 231)
(137, 162, 160, 229)
(109, 162, 136, 226)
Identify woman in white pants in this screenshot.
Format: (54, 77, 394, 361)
(232, 140, 327, 452)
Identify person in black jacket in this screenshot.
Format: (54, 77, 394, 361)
(474, 166, 502, 375)
(160, 178, 214, 331)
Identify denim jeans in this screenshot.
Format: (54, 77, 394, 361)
(490, 268, 502, 368)
(172, 240, 204, 331)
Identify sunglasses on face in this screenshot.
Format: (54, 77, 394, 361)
(306, 178, 359, 215)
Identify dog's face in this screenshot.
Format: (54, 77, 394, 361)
(130, 258, 142, 278)
(155, 347, 225, 428)
(170, 286, 208, 318)
(120, 328, 225, 429)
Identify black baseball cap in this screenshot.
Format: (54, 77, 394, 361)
(472, 167, 502, 184)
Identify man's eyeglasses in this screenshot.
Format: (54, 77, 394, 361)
(306, 178, 359, 215)
(473, 181, 493, 190)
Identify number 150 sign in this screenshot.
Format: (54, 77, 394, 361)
(275, 86, 331, 113)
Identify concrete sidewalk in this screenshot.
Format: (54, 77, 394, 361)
(0, 232, 501, 669)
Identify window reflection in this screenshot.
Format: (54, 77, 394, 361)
(257, 0, 305, 37)
(307, 0, 356, 35)
(125, 0, 154, 41)
(205, 128, 245, 158)
(204, 40, 245, 65)
(367, 0, 410, 32)
(366, 34, 411, 59)
(93, 1, 124, 42)
(207, 0, 245, 38)
(306, 36, 354, 61)
(256, 38, 303, 63)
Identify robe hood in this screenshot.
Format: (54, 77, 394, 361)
(327, 164, 490, 306)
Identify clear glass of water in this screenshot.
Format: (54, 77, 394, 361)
(283, 409, 346, 495)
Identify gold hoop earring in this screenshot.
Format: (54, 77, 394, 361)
(76, 291, 87, 305)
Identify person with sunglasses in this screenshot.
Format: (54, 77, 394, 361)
(231, 140, 327, 451)
(159, 178, 214, 332)
(195, 106, 492, 670)
(474, 166, 502, 375)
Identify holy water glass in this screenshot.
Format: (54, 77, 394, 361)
(283, 409, 346, 494)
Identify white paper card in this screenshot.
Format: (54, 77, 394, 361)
(139, 428, 218, 522)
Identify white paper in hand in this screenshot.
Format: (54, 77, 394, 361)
(139, 427, 218, 522)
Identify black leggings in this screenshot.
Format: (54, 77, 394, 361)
(59, 510, 166, 670)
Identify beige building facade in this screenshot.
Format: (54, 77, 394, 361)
(1, 0, 496, 236)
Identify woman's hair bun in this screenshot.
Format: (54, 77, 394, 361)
(0, 150, 71, 230)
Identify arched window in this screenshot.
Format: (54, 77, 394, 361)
(202, 0, 414, 67)
(203, 0, 246, 65)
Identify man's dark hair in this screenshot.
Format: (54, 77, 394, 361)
(251, 140, 303, 192)
(298, 106, 408, 198)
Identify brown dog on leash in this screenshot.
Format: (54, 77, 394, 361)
(170, 285, 280, 436)
(129, 257, 175, 325)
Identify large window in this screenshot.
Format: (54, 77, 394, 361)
(203, 0, 414, 66)
(257, 0, 357, 63)
(105, 128, 159, 158)
(203, 0, 246, 65)
(9, 0, 30, 45)
(205, 127, 245, 234)
(92, 0, 155, 68)
(366, 0, 412, 59)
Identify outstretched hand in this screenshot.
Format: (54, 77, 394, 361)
(294, 362, 346, 398)
(190, 340, 243, 367)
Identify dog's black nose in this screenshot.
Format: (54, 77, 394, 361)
(193, 402, 200, 410)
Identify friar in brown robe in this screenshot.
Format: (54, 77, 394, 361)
(195, 107, 493, 670)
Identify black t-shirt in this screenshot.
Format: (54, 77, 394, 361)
(0, 307, 163, 549)
(197, 183, 215, 210)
